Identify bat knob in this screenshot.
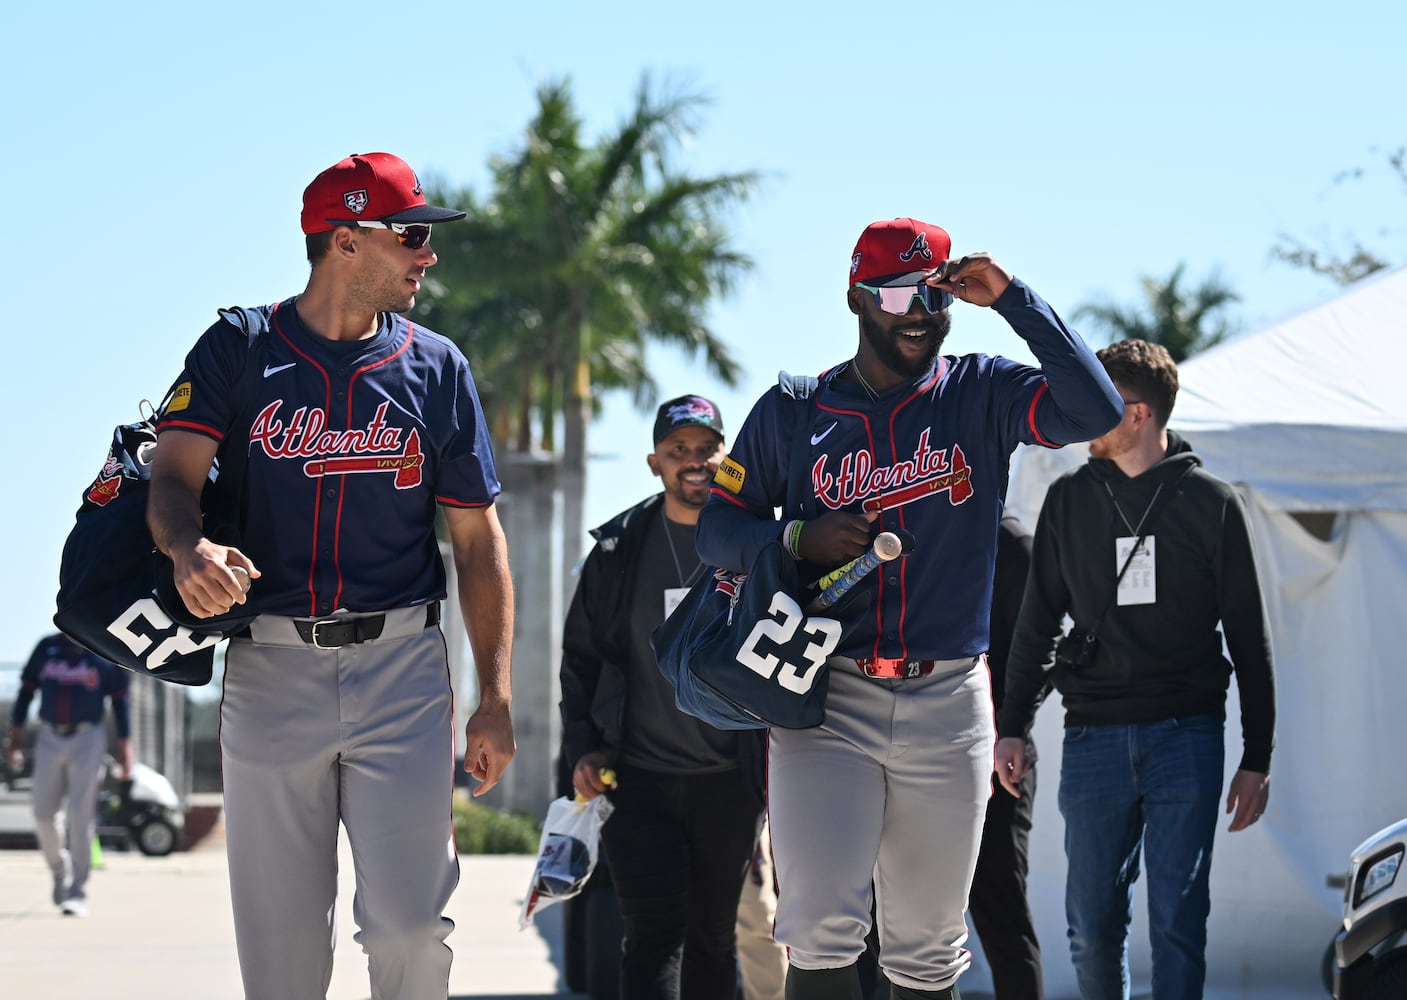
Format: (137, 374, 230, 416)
(873, 532, 904, 561)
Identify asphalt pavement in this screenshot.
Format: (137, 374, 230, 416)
(0, 803, 1334, 1000)
(0, 804, 579, 1000)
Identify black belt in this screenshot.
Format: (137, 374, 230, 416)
(47, 723, 86, 737)
(293, 603, 440, 649)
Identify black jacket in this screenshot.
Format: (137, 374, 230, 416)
(1000, 432, 1277, 773)
(989, 511, 1034, 712)
(558, 494, 765, 789)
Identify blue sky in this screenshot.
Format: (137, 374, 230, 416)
(1, 0, 1402, 663)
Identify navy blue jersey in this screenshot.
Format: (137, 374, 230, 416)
(155, 299, 500, 617)
(12, 633, 130, 736)
(697, 278, 1121, 663)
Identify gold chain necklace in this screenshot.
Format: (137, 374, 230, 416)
(852, 359, 880, 400)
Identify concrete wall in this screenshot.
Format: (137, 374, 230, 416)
(446, 452, 565, 820)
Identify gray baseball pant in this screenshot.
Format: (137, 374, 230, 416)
(31, 722, 107, 903)
(768, 655, 993, 993)
(221, 608, 459, 1000)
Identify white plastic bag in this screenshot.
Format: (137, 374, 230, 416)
(518, 793, 614, 928)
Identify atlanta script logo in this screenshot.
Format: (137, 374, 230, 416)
(249, 400, 424, 489)
(812, 428, 972, 511)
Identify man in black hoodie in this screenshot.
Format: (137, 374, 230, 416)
(995, 339, 1276, 1000)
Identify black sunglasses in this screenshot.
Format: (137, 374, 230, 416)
(356, 220, 433, 250)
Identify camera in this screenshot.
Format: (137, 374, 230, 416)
(1054, 628, 1099, 671)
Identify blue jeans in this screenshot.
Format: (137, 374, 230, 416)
(1057, 716, 1224, 1000)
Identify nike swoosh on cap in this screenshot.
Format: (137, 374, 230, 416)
(263, 362, 296, 378)
(810, 423, 838, 445)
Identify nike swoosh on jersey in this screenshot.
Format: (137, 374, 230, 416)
(263, 362, 297, 378)
(810, 422, 838, 445)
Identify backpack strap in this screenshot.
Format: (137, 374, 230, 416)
(203, 306, 273, 530)
(778, 371, 819, 520)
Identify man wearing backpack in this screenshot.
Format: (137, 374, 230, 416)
(696, 218, 1122, 999)
(146, 152, 515, 1000)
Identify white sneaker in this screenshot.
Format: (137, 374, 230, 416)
(60, 897, 88, 918)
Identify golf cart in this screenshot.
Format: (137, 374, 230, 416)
(1332, 817, 1407, 999)
(0, 754, 185, 857)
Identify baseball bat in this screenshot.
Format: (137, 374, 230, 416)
(809, 530, 915, 611)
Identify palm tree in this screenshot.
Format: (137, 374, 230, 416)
(1074, 263, 1239, 362)
(417, 73, 759, 577)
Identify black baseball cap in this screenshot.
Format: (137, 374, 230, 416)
(652, 395, 724, 446)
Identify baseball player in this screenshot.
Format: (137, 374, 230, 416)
(146, 152, 515, 1000)
(8, 631, 132, 917)
(695, 218, 1122, 999)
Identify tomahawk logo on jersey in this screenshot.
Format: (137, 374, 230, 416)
(810, 431, 973, 511)
(248, 400, 425, 489)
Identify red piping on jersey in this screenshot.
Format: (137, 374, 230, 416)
(437, 496, 491, 508)
(327, 323, 418, 610)
(880, 379, 942, 664)
(157, 418, 226, 441)
(817, 359, 945, 662)
(1026, 380, 1056, 448)
(271, 307, 336, 614)
(816, 398, 888, 660)
(709, 486, 751, 507)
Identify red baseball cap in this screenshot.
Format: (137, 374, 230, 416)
(300, 152, 467, 235)
(849, 217, 952, 287)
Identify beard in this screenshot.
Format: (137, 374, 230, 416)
(666, 470, 711, 510)
(860, 309, 951, 379)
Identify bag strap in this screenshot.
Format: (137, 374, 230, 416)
(202, 306, 273, 528)
(214, 305, 273, 476)
(1085, 462, 1195, 634)
(779, 371, 819, 519)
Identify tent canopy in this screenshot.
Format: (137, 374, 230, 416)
(1169, 264, 1407, 511)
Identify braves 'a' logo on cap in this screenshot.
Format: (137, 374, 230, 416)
(412, 174, 423, 197)
(898, 232, 933, 263)
(344, 189, 369, 215)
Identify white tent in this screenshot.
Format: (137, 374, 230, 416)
(971, 266, 1407, 999)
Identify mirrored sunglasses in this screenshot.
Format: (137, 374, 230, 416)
(855, 281, 952, 315)
(357, 220, 433, 250)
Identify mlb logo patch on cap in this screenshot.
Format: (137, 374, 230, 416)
(300, 152, 467, 235)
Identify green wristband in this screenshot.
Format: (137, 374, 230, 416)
(785, 519, 805, 559)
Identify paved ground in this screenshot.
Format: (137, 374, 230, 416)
(0, 803, 1333, 999)
(0, 810, 579, 1000)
